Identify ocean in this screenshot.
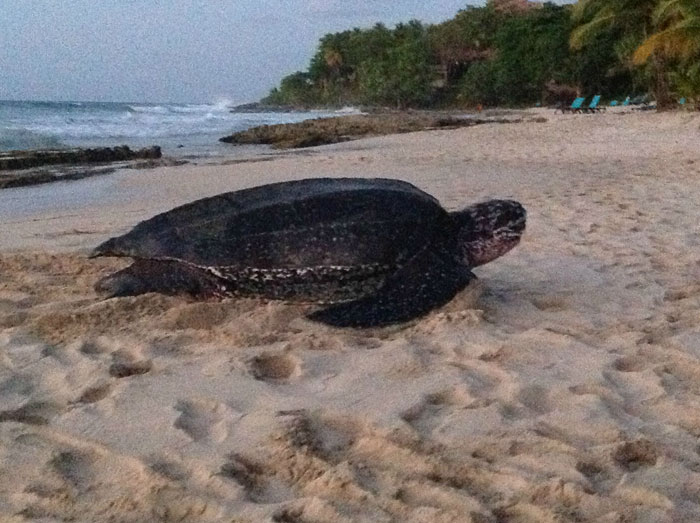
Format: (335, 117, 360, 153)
(0, 100, 351, 159)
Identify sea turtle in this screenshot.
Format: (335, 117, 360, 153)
(91, 177, 525, 327)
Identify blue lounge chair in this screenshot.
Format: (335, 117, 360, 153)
(559, 97, 585, 113)
(585, 95, 603, 113)
(679, 97, 687, 106)
(621, 96, 631, 106)
(610, 100, 618, 107)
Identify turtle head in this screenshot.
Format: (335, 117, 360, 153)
(453, 199, 526, 267)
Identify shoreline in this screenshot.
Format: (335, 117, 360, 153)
(0, 110, 538, 190)
(2, 110, 700, 520)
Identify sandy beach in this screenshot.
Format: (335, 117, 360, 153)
(1, 109, 700, 522)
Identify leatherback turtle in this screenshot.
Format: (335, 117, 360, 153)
(91, 178, 525, 327)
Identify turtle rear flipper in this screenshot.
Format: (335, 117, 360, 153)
(95, 259, 226, 299)
(308, 244, 475, 328)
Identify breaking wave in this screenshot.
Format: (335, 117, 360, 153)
(0, 100, 336, 155)
(0, 128, 64, 151)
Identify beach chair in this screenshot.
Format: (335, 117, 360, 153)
(621, 96, 631, 107)
(679, 97, 687, 106)
(610, 100, 618, 107)
(585, 95, 603, 113)
(559, 97, 585, 113)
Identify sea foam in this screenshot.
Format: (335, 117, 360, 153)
(0, 100, 335, 157)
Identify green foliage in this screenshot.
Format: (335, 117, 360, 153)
(458, 62, 500, 106)
(671, 62, 700, 102)
(571, 27, 636, 97)
(261, 71, 317, 107)
(359, 38, 433, 108)
(307, 24, 394, 105)
(495, 4, 574, 103)
(261, 0, 699, 109)
(428, 6, 503, 85)
(459, 3, 590, 106)
(358, 22, 433, 107)
(633, 0, 700, 101)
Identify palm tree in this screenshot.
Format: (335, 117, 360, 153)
(570, 0, 674, 109)
(633, 0, 700, 63)
(570, 0, 657, 51)
(633, 0, 700, 104)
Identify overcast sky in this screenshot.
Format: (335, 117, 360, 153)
(1, 1, 571, 104)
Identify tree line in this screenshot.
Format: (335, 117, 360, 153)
(262, 0, 699, 110)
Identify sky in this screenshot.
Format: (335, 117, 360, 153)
(0, 1, 570, 104)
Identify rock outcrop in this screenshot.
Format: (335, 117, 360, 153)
(229, 102, 303, 113)
(220, 113, 544, 149)
(0, 145, 161, 171)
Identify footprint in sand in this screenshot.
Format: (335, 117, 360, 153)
(575, 460, 611, 493)
(664, 285, 700, 303)
(108, 348, 152, 378)
(0, 310, 28, 328)
(50, 450, 96, 490)
(219, 453, 270, 501)
(613, 439, 659, 471)
(530, 294, 569, 312)
(75, 382, 113, 404)
(576, 460, 606, 480)
(0, 400, 65, 425)
(248, 352, 301, 382)
(401, 385, 474, 436)
(276, 410, 362, 463)
(78, 339, 111, 356)
(517, 384, 554, 415)
(0, 374, 36, 398)
(174, 398, 233, 443)
(149, 459, 190, 482)
(613, 356, 647, 373)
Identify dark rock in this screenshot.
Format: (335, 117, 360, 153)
(229, 102, 304, 113)
(0, 167, 116, 189)
(0, 149, 183, 190)
(0, 145, 161, 171)
(220, 113, 542, 149)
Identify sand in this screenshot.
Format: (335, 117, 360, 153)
(1, 109, 700, 522)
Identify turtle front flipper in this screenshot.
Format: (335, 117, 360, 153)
(307, 244, 475, 328)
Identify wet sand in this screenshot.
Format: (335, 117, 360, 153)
(2, 109, 700, 521)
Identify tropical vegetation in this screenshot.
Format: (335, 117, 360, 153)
(262, 0, 700, 109)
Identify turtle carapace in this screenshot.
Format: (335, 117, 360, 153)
(91, 178, 526, 327)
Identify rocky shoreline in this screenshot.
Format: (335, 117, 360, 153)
(0, 145, 187, 190)
(0, 158, 190, 190)
(228, 101, 308, 113)
(220, 112, 546, 149)
(0, 145, 162, 171)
